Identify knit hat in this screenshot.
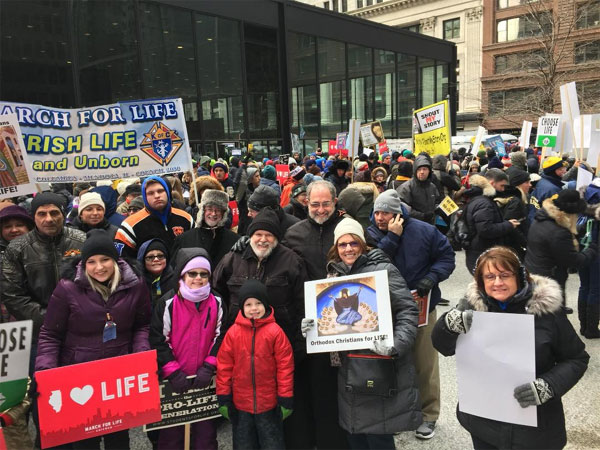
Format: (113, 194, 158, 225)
(373, 190, 402, 215)
(201, 189, 228, 211)
(248, 185, 279, 211)
(510, 151, 527, 169)
(381, 153, 390, 160)
(477, 150, 486, 159)
(81, 229, 119, 264)
(291, 183, 307, 198)
(487, 156, 504, 170)
(181, 255, 212, 277)
(246, 167, 259, 180)
(356, 161, 369, 172)
(508, 169, 530, 187)
(124, 183, 142, 197)
(78, 192, 105, 216)
(0, 205, 33, 227)
(290, 166, 306, 181)
(552, 189, 587, 214)
(128, 196, 144, 211)
(213, 161, 228, 173)
(396, 161, 413, 178)
(247, 208, 282, 240)
(31, 192, 66, 216)
(333, 217, 366, 245)
(239, 279, 271, 318)
(199, 155, 212, 166)
(543, 156, 568, 175)
(303, 174, 322, 185)
(261, 165, 277, 181)
(288, 157, 297, 167)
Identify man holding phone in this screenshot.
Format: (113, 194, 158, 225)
(367, 189, 456, 440)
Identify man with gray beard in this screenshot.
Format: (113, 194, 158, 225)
(213, 208, 307, 355)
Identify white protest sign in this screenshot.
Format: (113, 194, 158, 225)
(576, 167, 594, 190)
(414, 102, 446, 133)
(589, 116, 600, 165)
(535, 114, 561, 147)
(518, 121, 532, 149)
(560, 81, 580, 121)
(456, 312, 536, 427)
(0, 114, 37, 199)
(304, 271, 394, 354)
(573, 115, 592, 150)
(555, 117, 574, 156)
(471, 126, 486, 154)
(347, 119, 361, 159)
(0, 320, 33, 411)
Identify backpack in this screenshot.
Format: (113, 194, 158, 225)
(447, 204, 474, 251)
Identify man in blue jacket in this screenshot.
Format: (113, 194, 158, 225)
(367, 189, 455, 440)
(529, 156, 568, 222)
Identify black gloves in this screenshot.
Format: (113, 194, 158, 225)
(416, 277, 435, 297)
(168, 370, 191, 394)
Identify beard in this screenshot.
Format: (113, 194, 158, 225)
(250, 239, 278, 260)
(309, 209, 334, 225)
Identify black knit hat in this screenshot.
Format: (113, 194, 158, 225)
(248, 185, 279, 211)
(552, 189, 587, 214)
(146, 239, 169, 261)
(291, 183, 307, 199)
(31, 192, 66, 216)
(508, 169, 530, 187)
(247, 208, 282, 240)
(239, 279, 271, 318)
(124, 184, 142, 197)
(81, 229, 119, 264)
(396, 161, 413, 178)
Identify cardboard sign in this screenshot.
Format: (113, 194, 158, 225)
(535, 115, 561, 147)
(336, 132, 348, 150)
(485, 135, 506, 157)
(290, 134, 300, 154)
(36, 351, 161, 449)
(378, 139, 389, 154)
(519, 121, 532, 149)
(329, 147, 349, 157)
(304, 271, 394, 354)
(438, 196, 459, 216)
(360, 121, 385, 147)
(411, 291, 430, 328)
(0, 99, 193, 183)
(275, 164, 290, 185)
(328, 140, 337, 154)
(347, 119, 361, 159)
(0, 114, 37, 199)
(144, 377, 219, 431)
(278, 154, 290, 165)
(228, 200, 239, 229)
(413, 100, 451, 157)
(0, 320, 32, 411)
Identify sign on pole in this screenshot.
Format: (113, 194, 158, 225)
(0, 115, 37, 200)
(413, 100, 451, 156)
(518, 121, 532, 149)
(290, 133, 300, 155)
(486, 135, 506, 157)
(471, 126, 486, 155)
(535, 115, 561, 147)
(0, 320, 32, 411)
(347, 119, 361, 159)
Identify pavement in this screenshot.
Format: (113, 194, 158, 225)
(68, 252, 600, 449)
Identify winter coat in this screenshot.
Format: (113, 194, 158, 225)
(525, 198, 596, 289)
(69, 216, 118, 240)
(529, 173, 564, 223)
(324, 170, 349, 195)
(136, 239, 177, 306)
(283, 210, 345, 281)
(35, 258, 151, 371)
(90, 185, 125, 227)
(432, 275, 589, 449)
(171, 223, 240, 269)
(1, 227, 86, 339)
(463, 175, 514, 273)
(432, 155, 461, 198)
(280, 178, 300, 208)
(397, 155, 441, 224)
(494, 185, 529, 258)
(216, 309, 294, 414)
(283, 198, 307, 221)
(150, 248, 224, 377)
(259, 177, 281, 195)
(274, 206, 301, 236)
(366, 206, 455, 311)
(337, 183, 379, 230)
(327, 249, 422, 435)
(213, 243, 307, 356)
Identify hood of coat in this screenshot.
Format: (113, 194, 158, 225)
(172, 247, 212, 277)
(468, 174, 496, 198)
(234, 307, 275, 328)
(540, 197, 578, 235)
(90, 185, 118, 218)
(413, 154, 432, 178)
(327, 248, 389, 275)
(462, 274, 563, 317)
(432, 154, 449, 171)
(61, 256, 143, 291)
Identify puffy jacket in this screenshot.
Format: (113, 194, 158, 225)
(494, 186, 529, 258)
(171, 223, 240, 269)
(136, 239, 177, 306)
(35, 258, 151, 370)
(69, 216, 118, 240)
(327, 249, 422, 434)
(283, 210, 345, 281)
(432, 155, 461, 198)
(432, 275, 589, 449)
(397, 154, 441, 224)
(280, 178, 300, 208)
(150, 248, 224, 377)
(1, 227, 86, 339)
(283, 198, 307, 221)
(259, 177, 281, 195)
(366, 206, 455, 311)
(337, 183, 379, 230)
(529, 173, 563, 223)
(324, 162, 349, 195)
(216, 309, 294, 414)
(213, 244, 307, 356)
(525, 198, 596, 288)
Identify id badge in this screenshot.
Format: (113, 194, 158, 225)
(103, 313, 117, 342)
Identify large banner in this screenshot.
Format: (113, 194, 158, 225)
(0, 320, 32, 411)
(0, 98, 193, 183)
(36, 351, 161, 448)
(413, 100, 451, 156)
(0, 115, 37, 199)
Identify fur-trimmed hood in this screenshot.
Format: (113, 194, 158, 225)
(468, 174, 496, 197)
(460, 274, 563, 317)
(541, 197, 578, 235)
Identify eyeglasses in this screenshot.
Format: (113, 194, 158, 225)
(186, 271, 210, 279)
(309, 201, 333, 209)
(144, 254, 166, 262)
(483, 272, 514, 282)
(128, 207, 141, 213)
(337, 241, 359, 249)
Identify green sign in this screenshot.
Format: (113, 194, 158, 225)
(0, 320, 32, 410)
(535, 114, 561, 148)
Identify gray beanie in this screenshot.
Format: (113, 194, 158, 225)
(373, 190, 402, 215)
(510, 151, 527, 169)
(198, 189, 229, 227)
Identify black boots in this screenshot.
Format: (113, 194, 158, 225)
(583, 304, 600, 339)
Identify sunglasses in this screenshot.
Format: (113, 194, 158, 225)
(144, 254, 166, 262)
(337, 241, 359, 249)
(186, 271, 210, 279)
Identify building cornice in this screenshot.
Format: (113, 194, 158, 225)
(350, 0, 438, 19)
(466, 6, 482, 22)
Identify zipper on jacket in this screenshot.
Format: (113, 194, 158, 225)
(251, 321, 257, 414)
(204, 307, 211, 328)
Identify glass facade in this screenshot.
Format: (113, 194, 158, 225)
(0, 0, 454, 157)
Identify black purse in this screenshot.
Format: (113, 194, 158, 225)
(344, 353, 397, 397)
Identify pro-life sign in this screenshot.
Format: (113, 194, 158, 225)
(535, 114, 561, 147)
(0, 320, 32, 411)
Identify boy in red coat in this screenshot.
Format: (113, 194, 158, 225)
(217, 279, 294, 449)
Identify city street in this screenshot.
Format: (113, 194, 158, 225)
(127, 250, 599, 450)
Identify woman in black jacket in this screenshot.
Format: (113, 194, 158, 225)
(432, 246, 589, 449)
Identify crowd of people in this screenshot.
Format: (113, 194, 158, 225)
(0, 142, 597, 449)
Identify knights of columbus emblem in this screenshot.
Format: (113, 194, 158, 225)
(140, 122, 184, 166)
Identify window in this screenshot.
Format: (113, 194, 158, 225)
(342, 0, 348, 12)
(357, 0, 363, 7)
(496, 13, 551, 42)
(575, 40, 600, 64)
(332, 0, 338, 11)
(577, 2, 600, 29)
(497, 0, 529, 8)
(494, 50, 546, 73)
(402, 24, 421, 33)
(324, 1, 330, 9)
(443, 18, 460, 40)
(488, 88, 536, 116)
(366, 0, 373, 5)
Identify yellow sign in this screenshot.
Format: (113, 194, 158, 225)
(439, 195, 459, 216)
(413, 100, 451, 157)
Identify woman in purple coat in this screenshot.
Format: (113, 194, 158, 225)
(35, 229, 151, 449)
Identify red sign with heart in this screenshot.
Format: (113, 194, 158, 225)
(35, 350, 161, 448)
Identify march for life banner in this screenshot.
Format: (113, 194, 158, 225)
(0, 320, 32, 411)
(413, 100, 451, 157)
(35, 351, 161, 448)
(0, 98, 193, 184)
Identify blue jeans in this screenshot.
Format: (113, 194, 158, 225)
(232, 407, 285, 449)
